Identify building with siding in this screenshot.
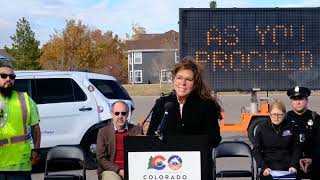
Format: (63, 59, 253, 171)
(126, 30, 179, 84)
(0, 49, 11, 65)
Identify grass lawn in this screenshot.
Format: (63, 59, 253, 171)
(123, 84, 173, 96)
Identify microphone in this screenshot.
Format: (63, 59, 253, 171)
(156, 102, 174, 140)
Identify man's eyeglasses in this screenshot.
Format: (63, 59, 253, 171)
(114, 112, 127, 116)
(270, 113, 284, 118)
(0, 73, 16, 80)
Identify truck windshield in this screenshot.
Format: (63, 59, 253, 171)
(89, 79, 131, 100)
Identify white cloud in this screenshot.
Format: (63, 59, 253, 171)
(0, 0, 79, 47)
(279, 0, 320, 7)
(216, 0, 250, 7)
(1, 0, 319, 48)
(75, 0, 210, 37)
(0, 0, 216, 48)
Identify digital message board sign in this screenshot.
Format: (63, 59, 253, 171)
(179, 8, 320, 91)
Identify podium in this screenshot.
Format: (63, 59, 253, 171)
(124, 135, 209, 180)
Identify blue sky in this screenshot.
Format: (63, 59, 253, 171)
(1, 0, 319, 48)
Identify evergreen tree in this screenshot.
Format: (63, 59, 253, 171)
(210, 0, 217, 9)
(5, 17, 41, 69)
(148, 156, 153, 169)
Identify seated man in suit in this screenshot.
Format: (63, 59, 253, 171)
(96, 100, 142, 180)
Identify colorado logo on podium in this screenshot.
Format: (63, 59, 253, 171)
(148, 155, 167, 170)
(147, 155, 183, 171)
(167, 155, 183, 170)
(128, 151, 200, 180)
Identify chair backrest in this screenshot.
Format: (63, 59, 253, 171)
(46, 145, 85, 161)
(213, 141, 254, 180)
(44, 145, 86, 180)
(44, 175, 83, 180)
(214, 141, 252, 158)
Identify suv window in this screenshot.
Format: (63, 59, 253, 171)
(89, 79, 131, 100)
(34, 78, 87, 104)
(14, 79, 33, 97)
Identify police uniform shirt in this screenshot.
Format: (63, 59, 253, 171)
(285, 109, 320, 158)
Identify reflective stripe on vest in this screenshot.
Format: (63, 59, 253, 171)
(11, 134, 30, 143)
(0, 139, 8, 146)
(0, 92, 29, 146)
(0, 134, 29, 146)
(17, 92, 28, 135)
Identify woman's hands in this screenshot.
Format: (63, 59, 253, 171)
(263, 168, 272, 176)
(263, 167, 297, 177)
(289, 167, 297, 173)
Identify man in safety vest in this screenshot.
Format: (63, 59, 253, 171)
(0, 65, 41, 180)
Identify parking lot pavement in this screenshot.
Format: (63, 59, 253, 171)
(32, 94, 320, 180)
(33, 169, 252, 180)
(32, 132, 249, 180)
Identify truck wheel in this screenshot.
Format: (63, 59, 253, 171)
(247, 117, 268, 143)
(81, 138, 98, 170)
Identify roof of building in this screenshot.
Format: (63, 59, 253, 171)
(0, 49, 11, 60)
(126, 30, 179, 51)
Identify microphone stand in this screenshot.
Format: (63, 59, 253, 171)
(154, 101, 174, 142)
(156, 111, 168, 141)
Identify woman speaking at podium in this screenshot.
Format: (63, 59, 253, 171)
(146, 56, 222, 179)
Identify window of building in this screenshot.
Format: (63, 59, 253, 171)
(175, 51, 180, 63)
(134, 52, 142, 64)
(129, 71, 133, 83)
(128, 53, 133, 64)
(160, 70, 172, 83)
(134, 70, 142, 83)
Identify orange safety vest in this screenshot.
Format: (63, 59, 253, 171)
(0, 91, 31, 167)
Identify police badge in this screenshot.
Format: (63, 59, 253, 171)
(307, 119, 313, 126)
(299, 134, 306, 142)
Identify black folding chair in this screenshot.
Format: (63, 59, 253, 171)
(44, 145, 86, 180)
(213, 141, 254, 180)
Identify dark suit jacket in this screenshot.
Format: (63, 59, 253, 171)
(146, 92, 221, 149)
(96, 123, 142, 178)
(252, 118, 301, 170)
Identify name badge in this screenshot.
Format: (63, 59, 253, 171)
(282, 130, 292, 136)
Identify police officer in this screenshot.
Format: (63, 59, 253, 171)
(285, 86, 320, 179)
